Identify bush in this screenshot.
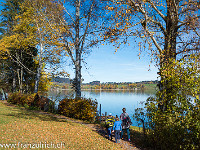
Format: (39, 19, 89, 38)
(8, 93, 31, 106)
(8, 93, 51, 111)
(58, 97, 98, 121)
(133, 56, 200, 150)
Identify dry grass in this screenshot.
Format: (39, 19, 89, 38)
(0, 101, 123, 149)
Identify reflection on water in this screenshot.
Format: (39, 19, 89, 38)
(48, 89, 156, 127)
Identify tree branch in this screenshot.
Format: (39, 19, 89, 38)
(80, 0, 94, 51)
(147, 0, 166, 21)
(126, 0, 166, 34)
(58, 0, 75, 24)
(8, 53, 36, 74)
(145, 28, 163, 54)
(150, 19, 166, 35)
(178, 16, 200, 28)
(64, 42, 76, 65)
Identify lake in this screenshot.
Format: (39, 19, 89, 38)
(48, 89, 156, 127)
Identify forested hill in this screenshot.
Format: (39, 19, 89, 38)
(51, 79, 158, 91)
(51, 77, 70, 84)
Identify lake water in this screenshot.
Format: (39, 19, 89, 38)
(48, 89, 156, 127)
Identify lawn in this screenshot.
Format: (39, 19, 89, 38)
(143, 84, 158, 90)
(0, 101, 123, 149)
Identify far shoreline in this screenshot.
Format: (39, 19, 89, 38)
(53, 88, 158, 91)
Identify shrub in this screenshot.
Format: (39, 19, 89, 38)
(58, 97, 98, 121)
(39, 96, 51, 111)
(8, 93, 26, 105)
(8, 93, 36, 107)
(133, 56, 200, 150)
(8, 93, 51, 111)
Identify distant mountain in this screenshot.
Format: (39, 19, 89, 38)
(52, 77, 70, 84)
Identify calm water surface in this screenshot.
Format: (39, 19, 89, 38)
(48, 90, 156, 126)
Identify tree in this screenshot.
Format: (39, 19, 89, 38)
(17, 0, 66, 93)
(107, 1, 200, 148)
(56, 0, 106, 97)
(0, 0, 35, 93)
(105, 0, 200, 109)
(0, 0, 66, 93)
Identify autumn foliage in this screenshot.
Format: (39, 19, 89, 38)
(58, 97, 98, 121)
(133, 55, 200, 150)
(7, 93, 51, 111)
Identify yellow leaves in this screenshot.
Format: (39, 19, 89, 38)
(39, 72, 51, 94)
(69, 43, 74, 47)
(107, 6, 114, 11)
(116, 23, 120, 28)
(0, 34, 34, 56)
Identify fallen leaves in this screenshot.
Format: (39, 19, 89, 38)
(0, 102, 123, 149)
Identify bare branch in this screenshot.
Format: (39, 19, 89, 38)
(145, 28, 163, 54)
(126, 0, 167, 34)
(149, 19, 166, 35)
(80, 1, 94, 51)
(58, 0, 75, 23)
(178, 16, 200, 28)
(64, 42, 76, 65)
(8, 53, 36, 74)
(147, 0, 166, 21)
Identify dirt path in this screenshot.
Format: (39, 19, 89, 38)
(2, 100, 141, 150)
(50, 113, 141, 150)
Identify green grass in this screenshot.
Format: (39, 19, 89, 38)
(0, 101, 123, 150)
(144, 83, 158, 90)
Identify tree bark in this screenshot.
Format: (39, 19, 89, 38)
(12, 71, 16, 93)
(34, 43, 43, 93)
(74, 0, 81, 98)
(20, 67, 23, 93)
(34, 67, 41, 93)
(158, 0, 179, 111)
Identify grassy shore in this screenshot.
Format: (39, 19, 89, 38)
(0, 101, 124, 150)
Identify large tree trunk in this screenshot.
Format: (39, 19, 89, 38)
(16, 51, 23, 93)
(74, 0, 81, 98)
(158, 0, 178, 111)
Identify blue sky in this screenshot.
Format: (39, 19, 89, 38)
(67, 43, 159, 83)
(0, 0, 159, 83)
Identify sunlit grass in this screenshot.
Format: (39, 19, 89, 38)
(0, 102, 123, 149)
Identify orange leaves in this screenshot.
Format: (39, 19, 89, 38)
(0, 100, 123, 149)
(58, 97, 97, 121)
(106, 6, 115, 11)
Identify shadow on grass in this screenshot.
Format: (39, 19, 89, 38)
(129, 128, 153, 150)
(5, 108, 68, 123)
(1, 101, 68, 123)
(3, 101, 152, 148)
